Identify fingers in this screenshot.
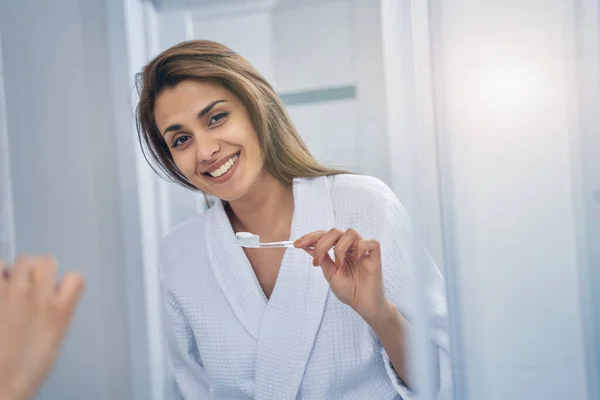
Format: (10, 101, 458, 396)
(12, 254, 34, 291)
(295, 229, 380, 270)
(293, 229, 329, 263)
(294, 229, 338, 281)
(312, 229, 345, 266)
(296, 229, 346, 267)
(333, 229, 362, 268)
(295, 229, 361, 283)
(295, 229, 363, 265)
(30, 255, 58, 301)
(294, 230, 327, 250)
(54, 272, 85, 320)
(0, 260, 8, 294)
(3, 254, 85, 317)
(0, 254, 84, 400)
(356, 239, 381, 261)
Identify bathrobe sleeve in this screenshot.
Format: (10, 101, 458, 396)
(159, 257, 210, 399)
(330, 175, 452, 399)
(375, 180, 452, 400)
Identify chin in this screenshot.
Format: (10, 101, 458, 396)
(204, 183, 250, 203)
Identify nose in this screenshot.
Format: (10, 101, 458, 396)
(195, 133, 220, 163)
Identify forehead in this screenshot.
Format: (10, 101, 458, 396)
(153, 80, 233, 128)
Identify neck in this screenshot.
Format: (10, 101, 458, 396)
(227, 170, 294, 242)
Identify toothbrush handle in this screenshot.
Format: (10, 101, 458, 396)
(259, 242, 342, 252)
(260, 240, 295, 248)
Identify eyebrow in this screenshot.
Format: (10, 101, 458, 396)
(162, 100, 227, 137)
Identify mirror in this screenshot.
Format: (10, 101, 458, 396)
(0, 0, 598, 399)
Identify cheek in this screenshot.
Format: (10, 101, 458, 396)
(244, 136, 263, 167)
(238, 124, 262, 155)
(171, 149, 196, 177)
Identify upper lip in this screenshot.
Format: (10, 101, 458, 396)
(203, 152, 239, 174)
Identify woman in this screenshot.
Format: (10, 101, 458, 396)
(137, 40, 450, 399)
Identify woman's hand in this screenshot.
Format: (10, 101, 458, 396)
(294, 229, 391, 322)
(0, 255, 85, 400)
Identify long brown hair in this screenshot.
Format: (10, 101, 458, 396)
(135, 40, 347, 191)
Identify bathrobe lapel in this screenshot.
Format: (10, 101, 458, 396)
(254, 176, 334, 399)
(205, 199, 268, 340)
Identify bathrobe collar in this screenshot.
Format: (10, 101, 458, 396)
(205, 176, 335, 399)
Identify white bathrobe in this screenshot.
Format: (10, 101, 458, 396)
(159, 174, 451, 399)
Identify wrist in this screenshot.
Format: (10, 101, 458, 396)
(363, 298, 398, 329)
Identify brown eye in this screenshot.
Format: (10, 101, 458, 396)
(172, 135, 191, 148)
(208, 112, 228, 126)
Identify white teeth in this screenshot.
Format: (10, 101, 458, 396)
(208, 154, 238, 178)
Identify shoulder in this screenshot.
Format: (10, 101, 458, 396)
(327, 174, 401, 212)
(327, 174, 411, 235)
(160, 210, 211, 265)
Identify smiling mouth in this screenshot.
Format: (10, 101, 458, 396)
(204, 153, 240, 178)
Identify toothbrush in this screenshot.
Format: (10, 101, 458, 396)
(234, 232, 350, 253)
(235, 232, 296, 248)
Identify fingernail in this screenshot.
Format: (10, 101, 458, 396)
(294, 238, 303, 246)
(313, 256, 318, 266)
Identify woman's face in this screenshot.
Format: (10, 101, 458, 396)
(154, 79, 265, 202)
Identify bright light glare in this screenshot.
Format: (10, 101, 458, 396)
(450, 59, 555, 122)
(479, 62, 549, 113)
(477, 64, 536, 108)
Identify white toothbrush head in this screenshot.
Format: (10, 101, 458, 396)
(235, 232, 261, 248)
